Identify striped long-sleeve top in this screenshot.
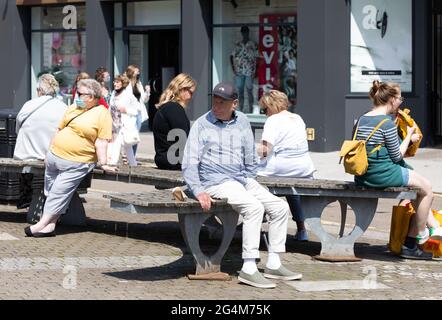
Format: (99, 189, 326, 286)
(353, 114, 408, 188)
(355, 115, 402, 163)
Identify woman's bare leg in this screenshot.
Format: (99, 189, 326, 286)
(407, 170, 433, 238)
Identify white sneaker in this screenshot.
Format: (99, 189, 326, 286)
(429, 227, 442, 241)
(416, 228, 430, 245)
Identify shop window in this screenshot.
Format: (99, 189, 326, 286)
(212, 0, 297, 114)
(31, 5, 86, 104)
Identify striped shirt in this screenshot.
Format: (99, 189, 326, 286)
(355, 115, 402, 163)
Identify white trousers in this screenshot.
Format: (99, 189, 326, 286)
(206, 178, 289, 259)
(108, 131, 137, 166)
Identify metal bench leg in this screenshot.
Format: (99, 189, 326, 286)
(303, 196, 378, 262)
(27, 187, 46, 224)
(59, 192, 87, 226)
(27, 189, 86, 226)
(178, 210, 239, 280)
(338, 200, 347, 238)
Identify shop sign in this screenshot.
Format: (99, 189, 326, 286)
(258, 14, 296, 104)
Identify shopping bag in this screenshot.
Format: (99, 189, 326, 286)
(421, 210, 442, 257)
(388, 203, 414, 255)
(396, 108, 423, 157)
(122, 127, 141, 146)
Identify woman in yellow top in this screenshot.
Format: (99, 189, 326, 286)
(24, 79, 117, 237)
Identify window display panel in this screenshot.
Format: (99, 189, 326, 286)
(32, 32, 86, 94)
(351, 0, 412, 92)
(31, 6, 86, 102)
(212, 0, 297, 114)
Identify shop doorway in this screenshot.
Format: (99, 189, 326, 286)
(432, 4, 442, 143)
(128, 29, 180, 131)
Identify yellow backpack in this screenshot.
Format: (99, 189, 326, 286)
(339, 118, 388, 176)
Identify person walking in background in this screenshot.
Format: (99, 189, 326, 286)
(152, 73, 196, 170)
(354, 80, 441, 259)
(230, 26, 258, 113)
(108, 74, 139, 166)
(24, 79, 117, 238)
(94, 67, 111, 109)
(182, 82, 301, 289)
(257, 90, 315, 242)
(125, 65, 150, 155)
(14, 74, 68, 209)
(71, 72, 90, 101)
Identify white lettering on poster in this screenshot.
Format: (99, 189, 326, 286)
(362, 5, 377, 30)
(261, 19, 275, 89)
(262, 34, 274, 48)
(62, 5, 77, 30)
(263, 51, 274, 65)
(263, 18, 272, 31)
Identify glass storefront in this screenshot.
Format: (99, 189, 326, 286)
(212, 0, 297, 114)
(31, 5, 86, 103)
(113, 1, 181, 130)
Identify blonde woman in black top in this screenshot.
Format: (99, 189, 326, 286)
(152, 73, 196, 170)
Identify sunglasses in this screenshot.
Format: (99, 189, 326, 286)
(185, 88, 195, 96)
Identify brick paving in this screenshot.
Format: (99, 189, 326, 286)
(0, 179, 441, 300)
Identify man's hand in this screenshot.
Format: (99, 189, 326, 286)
(196, 192, 214, 212)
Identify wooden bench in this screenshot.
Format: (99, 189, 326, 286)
(0, 158, 183, 225)
(257, 177, 417, 261)
(0, 158, 418, 264)
(105, 174, 418, 263)
(104, 189, 238, 280)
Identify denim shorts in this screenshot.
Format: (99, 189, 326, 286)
(401, 167, 410, 186)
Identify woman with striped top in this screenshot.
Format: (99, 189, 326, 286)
(355, 81, 441, 259)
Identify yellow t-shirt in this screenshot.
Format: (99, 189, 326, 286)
(50, 105, 112, 163)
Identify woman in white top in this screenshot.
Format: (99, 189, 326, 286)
(125, 65, 150, 155)
(108, 74, 139, 166)
(257, 90, 315, 241)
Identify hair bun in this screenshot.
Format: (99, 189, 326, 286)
(372, 80, 381, 92)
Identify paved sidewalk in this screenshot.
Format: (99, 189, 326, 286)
(0, 186, 441, 300)
(0, 132, 441, 300)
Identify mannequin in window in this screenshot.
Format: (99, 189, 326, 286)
(230, 26, 258, 114)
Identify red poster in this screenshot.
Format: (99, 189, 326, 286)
(258, 14, 297, 104)
(258, 14, 280, 98)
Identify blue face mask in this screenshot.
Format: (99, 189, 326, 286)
(75, 98, 86, 109)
